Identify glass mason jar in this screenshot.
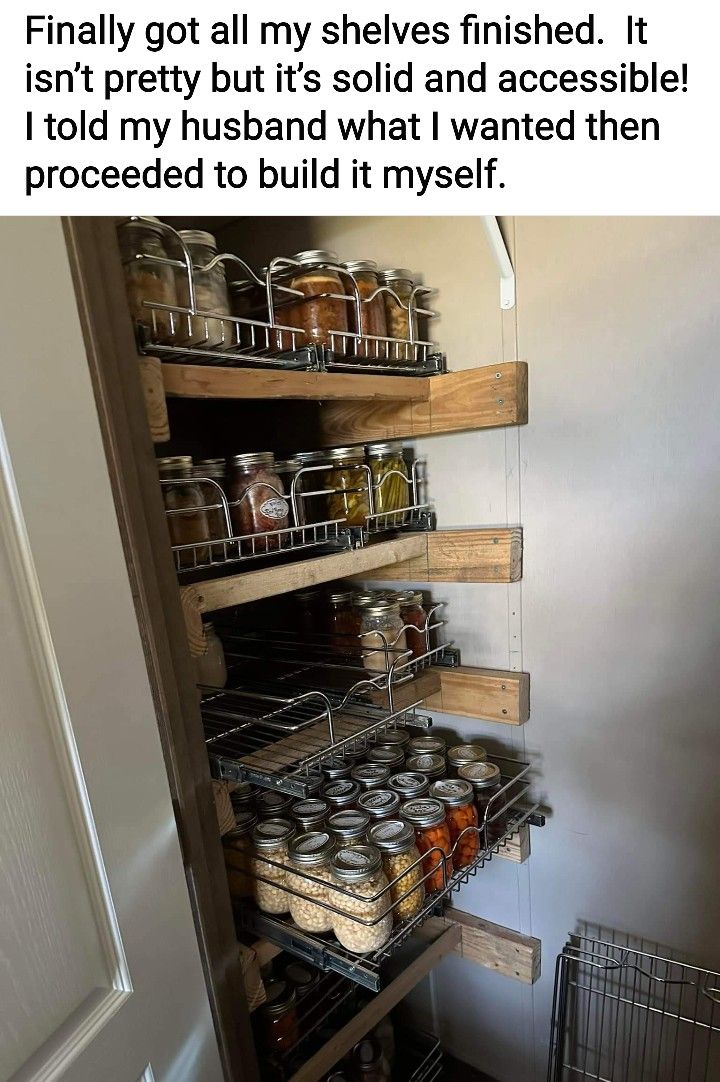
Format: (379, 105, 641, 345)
(329, 845, 393, 954)
(286, 831, 336, 933)
(405, 753, 446, 784)
(251, 818, 296, 914)
(282, 961, 320, 1007)
(260, 980, 299, 1054)
(285, 251, 349, 349)
(157, 456, 211, 570)
(396, 591, 429, 659)
(230, 783, 256, 816)
(367, 443, 410, 523)
(293, 587, 325, 639)
(342, 260, 388, 359)
(407, 735, 447, 759)
(291, 798, 329, 832)
(321, 757, 353, 784)
(227, 452, 290, 550)
(293, 450, 334, 525)
(325, 588, 363, 653)
(191, 459, 229, 561)
(326, 447, 370, 528)
(118, 217, 178, 343)
(430, 779, 480, 870)
(360, 600, 407, 673)
(366, 745, 405, 772)
(374, 729, 411, 754)
(256, 790, 294, 821)
(400, 798, 454, 893)
(174, 229, 231, 350)
(447, 744, 488, 777)
(223, 810, 258, 900)
(274, 458, 304, 526)
(195, 622, 227, 689)
(388, 771, 430, 802)
(327, 809, 371, 845)
(458, 762, 508, 846)
(377, 269, 416, 346)
(351, 763, 391, 792)
(357, 789, 401, 824)
(369, 819, 426, 923)
(323, 780, 360, 812)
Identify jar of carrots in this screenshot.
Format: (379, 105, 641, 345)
(400, 797, 453, 893)
(429, 779, 479, 870)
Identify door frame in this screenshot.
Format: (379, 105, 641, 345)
(62, 217, 258, 1082)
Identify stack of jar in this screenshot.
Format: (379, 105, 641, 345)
(292, 441, 415, 528)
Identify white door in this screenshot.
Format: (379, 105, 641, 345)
(0, 217, 225, 1082)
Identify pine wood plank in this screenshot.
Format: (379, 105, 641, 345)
(419, 910, 540, 984)
(354, 528, 523, 585)
(497, 825, 531, 864)
(139, 356, 170, 442)
(162, 362, 430, 402)
(426, 667, 530, 725)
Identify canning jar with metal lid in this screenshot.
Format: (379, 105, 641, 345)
(353, 590, 385, 609)
(191, 460, 229, 560)
(119, 217, 178, 342)
(256, 790, 294, 820)
(291, 798, 329, 832)
(326, 446, 370, 528)
(366, 745, 405, 771)
(227, 452, 289, 548)
(342, 260, 387, 357)
(368, 819, 425, 923)
(223, 810, 258, 899)
(323, 780, 360, 811)
(195, 621, 227, 689)
(396, 591, 430, 659)
(230, 782, 256, 815)
(260, 980, 299, 1053)
(328, 809, 370, 844)
(175, 229, 231, 349)
(407, 735, 446, 758)
(377, 269, 416, 346)
(388, 771, 430, 802)
(367, 443, 410, 522)
(286, 831, 336, 932)
(329, 845, 392, 954)
(274, 458, 305, 525)
(283, 961, 320, 1004)
(300, 770, 325, 797)
(157, 456, 211, 569)
(447, 743, 488, 776)
(357, 789, 401, 823)
(351, 763, 391, 792)
(458, 762, 508, 845)
(374, 729, 411, 752)
(429, 779, 479, 869)
(400, 797, 453, 892)
(326, 588, 363, 652)
(251, 818, 296, 914)
(360, 600, 407, 673)
(321, 757, 353, 783)
(293, 587, 325, 638)
(285, 250, 348, 349)
(405, 753, 446, 783)
(293, 450, 334, 525)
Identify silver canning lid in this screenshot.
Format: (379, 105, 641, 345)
(192, 463, 225, 481)
(178, 229, 218, 250)
(378, 268, 414, 285)
(406, 753, 446, 779)
(368, 819, 417, 855)
(262, 980, 297, 1017)
(123, 215, 164, 234)
(291, 798, 328, 826)
(354, 591, 383, 608)
(358, 789, 401, 820)
(157, 455, 193, 474)
(330, 844, 382, 882)
(323, 780, 360, 807)
(256, 790, 293, 817)
(294, 449, 333, 464)
(375, 730, 410, 749)
(366, 746, 404, 768)
(458, 762, 502, 789)
(388, 772, 430, 800)
(302, 771, 324, 795)
(401, 797, 446, 829)
(328, 810, 370, 840)
(363, 599, 402, 618)
(226, 811, 258, 838)
(351, 763, 391, 790)
(321, 757, 352, 781)
(294, 588, 324, 604)
(326, 445, 365, 464)
(430, 778, 475, 807)
(342, 260, 379, 275)
(447, 744, 488, 766)
(274, 457, 302, 472)
(327, 588, 356, 606)
(288, 830, 335, 865)
(407, 736, 446, 757)
(252, 818, 296, 849)
(229, 451, 275, 469)
(397, 591, 425, 607)
(230, 782, 255, 807)
(366, 442, 404, 458)
(293, 249, 339, 266)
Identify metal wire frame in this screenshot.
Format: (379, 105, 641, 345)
(275, 970, 356, 1065)
(547, 935, 720, 1082)
(398, 1030, 444, 1082)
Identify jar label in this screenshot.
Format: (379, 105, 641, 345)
(325, 781, 355, 797)
(260, 496, 289, 521)
(362, 792, 394, 808)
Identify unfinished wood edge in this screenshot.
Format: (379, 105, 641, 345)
(509, 527, 524, 582)
(138, 355, 170, 442)
(425, 667, 530, 726)
(497, 825, 531, 864)
(421, 910, 540, 984)
(238, 942, 267, 1011)
(514, 360, 529, 425)
(180, 584, 206, 658)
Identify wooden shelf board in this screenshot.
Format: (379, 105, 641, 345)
(354, 528, 523, 585)
(162, 362, 430, 402)
(419, 910, 541, 984)
(497, 825, 531, 864)
(426, 667, 530, 726)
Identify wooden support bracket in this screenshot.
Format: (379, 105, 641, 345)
(420, 910, 540, 984)
(355, 528, 522, 585)
(426, 667, 529, 725)
(497, 825, 531, 864)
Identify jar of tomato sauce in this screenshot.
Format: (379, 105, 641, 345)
(400, 797, 453, 893)
(429, 779, 479, 869)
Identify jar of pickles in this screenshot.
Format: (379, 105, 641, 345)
(367, 443, 410, 523)
(429, 779, 480, 869)
(368, 819, 426, 923)
(119, 217, 178, 342)
(192, 459, 230, 560)
(223, 811, 257, 899)
(351, 764, 391, 792)
(260, 981, 299, 1053)
(227, 452, 290, 548)
(458, 762, 508, 845)
(360, 600, 407, 673)
(293, 450, 334, 525)
(388, 772, 430, 802)
(407, 735, 446, 759)
(377, 269, 416, 345)
(396, 591, 430, 659)
(329, 846, 393, 954)
(286, 831, 336, 933)
(328, 809, 370, 845)
(251, 818, 296, 914)
(405, 753, 446, 784)
(326, 447, 370, 527)
(342, 260, 388, 359)
(357, 789, 401, 824)
(291, 798, 329, 832)
(157, 456, 211, 570)
(323, 780, 360, 812)
(447, 744, 488, 777)
(400, 798, 454, 893)
(286, 251, 348, 349)
(175, 230, 231, 350)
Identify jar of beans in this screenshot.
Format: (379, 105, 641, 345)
(323, 780, 360, 812)
(351, 764, 391, 792)
(286, 831, 336, 933)
(328, 809, 371, 845)
(329, 845, 393, 954)
(429, 779, 480, 870)
(369, 819, 426, 923)
(223, 811, 257, 900)
(291, 798, 329, 832)
(358, 789, 401, 824)
(251, 818, 296, 915)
